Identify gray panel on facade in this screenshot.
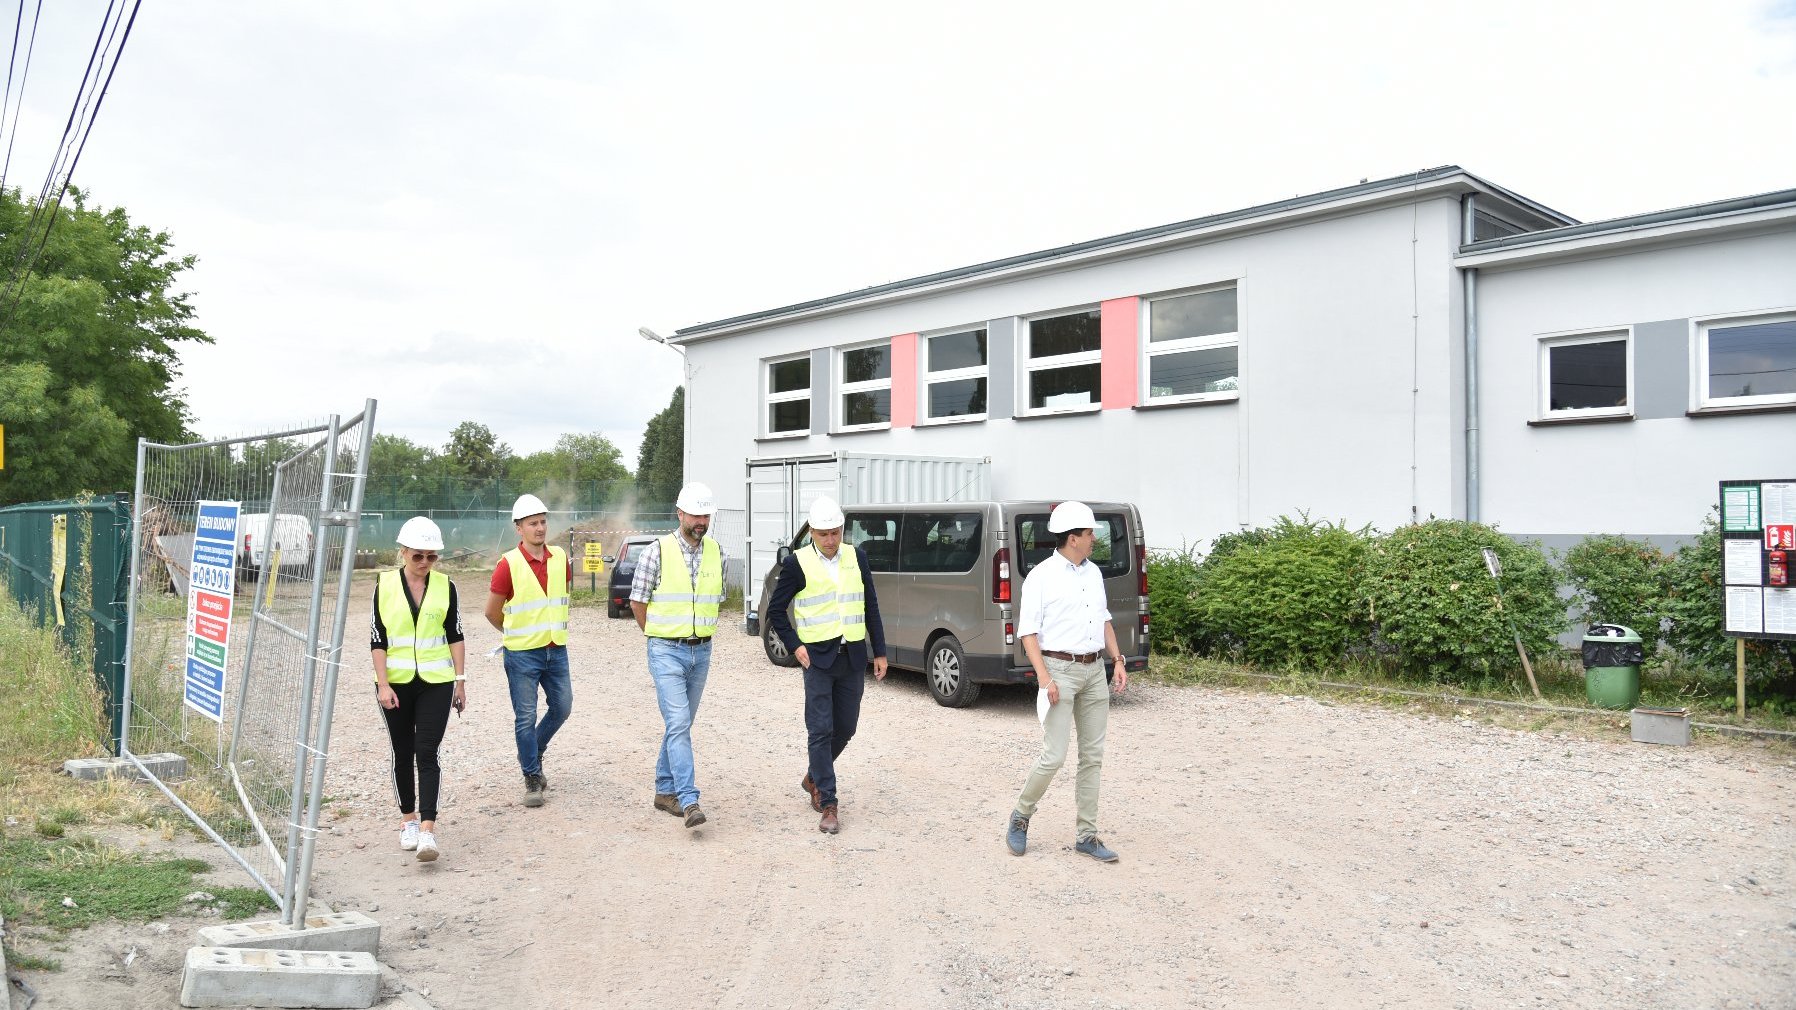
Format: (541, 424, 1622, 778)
(1633, 319, 1688, 420)
(986, 317, 1016, 420)
(812, 347, 832, 433)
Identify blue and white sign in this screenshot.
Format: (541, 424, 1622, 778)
(184, 500, 240, 722)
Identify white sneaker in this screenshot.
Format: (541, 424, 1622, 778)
(415, 830, 439, 862)
(399, 820, 420, 851)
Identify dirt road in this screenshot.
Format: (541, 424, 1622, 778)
(22, 597, 1796, 1009)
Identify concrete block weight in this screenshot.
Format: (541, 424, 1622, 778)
(62, 753, 189, 781)
(180, 946, 379, 1009)
(197, 911, 380, 955)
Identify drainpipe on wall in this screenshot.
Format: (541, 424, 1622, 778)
(1462, 192, 1480, 524)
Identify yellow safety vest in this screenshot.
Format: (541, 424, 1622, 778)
(501, 546, 569, 650)
(377, 570, 455, 684)
(792, 543, 866, 644)
(644, 534, 723, 639)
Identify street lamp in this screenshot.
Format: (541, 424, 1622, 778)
(638, 325, 691, 492)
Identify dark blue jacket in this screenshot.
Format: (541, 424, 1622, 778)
(768, 545, 886, 672)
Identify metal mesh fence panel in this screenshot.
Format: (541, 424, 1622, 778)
(120, 402, 374, 921)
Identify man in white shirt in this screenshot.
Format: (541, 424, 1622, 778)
(1005, 500, 1129, 862)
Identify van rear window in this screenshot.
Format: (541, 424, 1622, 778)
(1016, 514, 1130, 579)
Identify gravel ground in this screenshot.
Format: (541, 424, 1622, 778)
(19, 594, 1796, 1009)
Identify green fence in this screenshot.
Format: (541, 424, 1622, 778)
(357, 476, 679, 555)
(0, 494, 132, 751)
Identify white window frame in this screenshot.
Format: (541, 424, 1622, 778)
(1018, 305, 1103, 417)
(763, 353, 811, 438)
(1139, 281, 1242, 406)
(920, 325, 989, 425)
(1693, 307, 1796, 411)
(836, 341, 892, 433)
(1537, 326, 1632, 420)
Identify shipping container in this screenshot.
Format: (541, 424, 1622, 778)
(742, 451, 990, 632)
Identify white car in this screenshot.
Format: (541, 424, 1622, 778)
(236, 512, 314, 580)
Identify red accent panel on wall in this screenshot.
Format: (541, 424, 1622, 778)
(890, 332, 918, 428)
(1100, 297, 1139, 410)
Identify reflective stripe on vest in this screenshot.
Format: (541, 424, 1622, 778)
(502, 546, 569, 650)
(644, 534, 723, 639)
(792, 543, 866, 644)
(378, 569, 455, 684)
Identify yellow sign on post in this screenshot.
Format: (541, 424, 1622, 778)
(582, 541, 605, 574)
(50, 513, 68, 626)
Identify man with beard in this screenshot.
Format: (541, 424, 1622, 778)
(631, 482, 725, 829)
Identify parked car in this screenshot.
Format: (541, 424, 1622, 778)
(236, 512, 314, 582)
(605, 535, 662, 619)
(749, 501, 1149, 707)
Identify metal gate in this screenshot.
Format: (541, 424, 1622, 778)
(119, 401, 374, 924)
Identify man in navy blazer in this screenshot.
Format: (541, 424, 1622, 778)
(768, 496, 887, 834)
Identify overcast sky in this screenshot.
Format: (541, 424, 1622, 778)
(9, 0, 1794, 465)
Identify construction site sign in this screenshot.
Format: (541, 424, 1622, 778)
(185, 500, 240, 721)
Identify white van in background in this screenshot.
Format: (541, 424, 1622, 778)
(236, 512, 313, 580)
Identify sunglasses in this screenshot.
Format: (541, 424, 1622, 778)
(408, 552, 440, 563)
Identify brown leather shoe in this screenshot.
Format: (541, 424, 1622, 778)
(653, 793, 682, 817)
(801, 773, 821, 812)
(818, 804, 839, 834)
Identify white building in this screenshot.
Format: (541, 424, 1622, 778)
(669, 167, 1796, 552)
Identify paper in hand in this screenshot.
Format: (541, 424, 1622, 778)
(1037, 688, 1051, 726)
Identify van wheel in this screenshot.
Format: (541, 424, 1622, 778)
(606, 601, 622, 619)
(926, 635, 980, 707)
(763, 620, 799, 668)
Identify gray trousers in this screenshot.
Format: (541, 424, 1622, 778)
(1013, 655, 1110, 839)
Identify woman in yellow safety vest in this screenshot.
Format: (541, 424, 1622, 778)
(371, 516, 466, 862)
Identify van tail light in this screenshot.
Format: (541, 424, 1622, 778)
(1137, 544, 1149, 596)
(1139, 613, 1150, 641)
(1004, 621, 1015, 646)
(992, 547, 1011, 603)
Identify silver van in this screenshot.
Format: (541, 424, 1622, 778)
(751, 501, 1149, 707)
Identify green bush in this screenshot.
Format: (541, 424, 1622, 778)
(1188, 515, 1372, 668)
(1662, 511, 1796, 690)
(1145, 544, 1203, 654)
(1362, 520, 1565, 682)
(1561, 534, 1668, 647)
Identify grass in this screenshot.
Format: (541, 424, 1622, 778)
(1144, 646, 1796, 738)
(1, 588, 274, 970)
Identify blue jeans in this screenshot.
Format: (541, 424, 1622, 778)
(503, 645, 572, 778)
(803, 658, 865, 807)
(647, 637, 712, 807)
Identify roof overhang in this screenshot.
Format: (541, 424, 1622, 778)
(672, 166, 1571, 344)
(1455, 188, 1796, 271)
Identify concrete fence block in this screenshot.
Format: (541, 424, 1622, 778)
(197, 911, 380, 956)
(180, 946, 379, 1009)
(62, 753, 189, 781)
(1630, 707, 1692, 746)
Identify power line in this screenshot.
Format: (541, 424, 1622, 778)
(0, 0, 43, 196)
(0, 0, 140, 336)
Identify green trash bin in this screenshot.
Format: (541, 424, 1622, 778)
(1581, 624, 1644, 710)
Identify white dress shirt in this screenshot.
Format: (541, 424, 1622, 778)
(1016, 551, 1111, 653)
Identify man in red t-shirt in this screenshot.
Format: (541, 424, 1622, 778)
(483, 494, 575, 807)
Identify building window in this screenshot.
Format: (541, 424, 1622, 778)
(923, 327, 987, 422)
(1540, 330, 1629, 418)
(1143, 284, 1239, 403)
(838, 343, 891, 431)
(1022, 308, 1101, 413)
(765, 355, 810, 436)
(1699, 311, 1796, 409)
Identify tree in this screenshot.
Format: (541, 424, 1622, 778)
(443, 422, 511, 482)
(367, 434, 440, 482)
(513, 432, 629, 489)
(0, 187, 210, 504)
(635, 387, 684, 507)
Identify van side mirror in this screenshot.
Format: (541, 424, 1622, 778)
(601, 556, 616, 565)
(776, 545, 793, 563)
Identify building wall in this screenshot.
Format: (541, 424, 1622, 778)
(1475, 228, 1796, 539)
(684, 197, 1468, 551)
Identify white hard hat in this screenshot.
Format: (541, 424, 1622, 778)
(807, 496, 845, 530)
(1047, 500, 1097, 533)
(396, 516, 444, 551)
(675, 482, 716, 516)
(511, 493, 548, 521)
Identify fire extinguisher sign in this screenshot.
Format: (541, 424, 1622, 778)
(1721, 478, 1796, 640)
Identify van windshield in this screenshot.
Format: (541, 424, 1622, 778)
(1015, 513, 1130, 579)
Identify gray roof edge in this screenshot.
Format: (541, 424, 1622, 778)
(673, 165, 1520, 340)
(1459, 186, 1796, 255)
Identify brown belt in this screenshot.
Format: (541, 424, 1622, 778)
(1042, 650, 1100, 664)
